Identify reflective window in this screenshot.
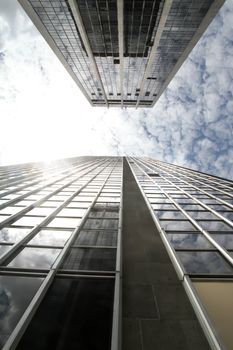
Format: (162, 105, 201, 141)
(12, 216, 44, 227)
(0, 245, 12, 257)
(177, 251, 233, 274)
(154, 211, 186, 220)
(159, 220, 197, 231)
(0, 215, 10, 223)
(187, 211, 219, 220)
(7, 247, 61, 269)
(89, 209, 119, 219)
(0, 207, 22, 215)
(47, 217, 81, 229)
(17, 277, 114, 350)
(61, 248, 116, 271)
(167, 233, 213, 249)
(211, 234, 233, 250)
(25, 207, 54, 216)
(75, 230, 117, 246)
(28, 230, 72, 246)
(0, 227, 29, 243)
(0, 275, 43, 347)
(84, 219, 118, 230)
(197, 221, 233, 232)
(67, 202, 90, 208)
(57, 208, 86, 217)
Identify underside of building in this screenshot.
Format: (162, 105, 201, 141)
(18, 0, 225, 107)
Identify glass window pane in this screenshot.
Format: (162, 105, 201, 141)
(75, 230, 117, 246)
(211, 234, 233, 250)
(25, 207, 54, 216)
(28, 230, 72, 246)
(159, 220, 197, 231)
(17, 277, 114, 350)
(61, 248, 116, 271)
(0, 207, 22, 215)
(188, 211, 219, 220)
(155, 211, 186, 219)
(0, 227, 30, 243)
(84, 219, 118, 230)
(167, 233, 213, 249)
(57, 208, 86, 217)
(0, 275, 43, 347)
(177, 251, 233, 274)
(7, 247, 61, 269)
(12, 216, 44, 227)
(197, 221, 233, 232)
(47, 217, 81, 229)
(0, 245, 12, 257)
(67, 202, 90, 208)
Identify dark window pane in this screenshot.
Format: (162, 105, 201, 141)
(17, 277, 114, 350)
(197, 221, 233, 232)
(177, 251, 233, 274)
(160, 220, 197, 231)
(167, 233, 213, 249)
(188, 211, 219, 220)
(75, 230, 117, 246)
(155, 211, 186, 220)
(84, 219, 118, 230)
(89, 209, 118, 219)
(211, 234, 233, 250)
(0, 275, 43, 347)
(61, 248, 116, 271)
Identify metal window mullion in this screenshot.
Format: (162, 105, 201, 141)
(106, 0, 118, 98)
(140, 158, 233, 226)
(117, 0, 124, 107)
(158, 159, 233, 192)
(126, 0, 135, 97)
(0, 158, 92, 198)
(134, 0, 158, 96)
(95, 0, 114, 97)
(0, 168, 49, 193)
(132, 157, 233, 269)
(111, 158, 123, 350)
(0, 158, 100, 210)
(130, 0, 145, 98)
(0, 159, 109, 266)
(151, 158, 233, 201)
(3, 159, 119, 350)
(136, 0, 173, 108)
(0, 159, 105, 227)
(68, 0, 108, 106)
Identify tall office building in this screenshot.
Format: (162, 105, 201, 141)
(0, 156, 232, 349)
(19, 0, 225, 107)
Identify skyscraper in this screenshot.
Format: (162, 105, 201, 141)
(0, 156, 232, 349)
(18, 0, 225, 107)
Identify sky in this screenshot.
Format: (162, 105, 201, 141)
(0, 0, 233, 180)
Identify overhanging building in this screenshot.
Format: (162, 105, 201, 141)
(0, 156, 232, 349)
(18, 0, 225, 107)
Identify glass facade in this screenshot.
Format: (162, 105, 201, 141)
(0, 155, 232, 349)
(0, 156, 122, 349)
(19, 0, 224, 107)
